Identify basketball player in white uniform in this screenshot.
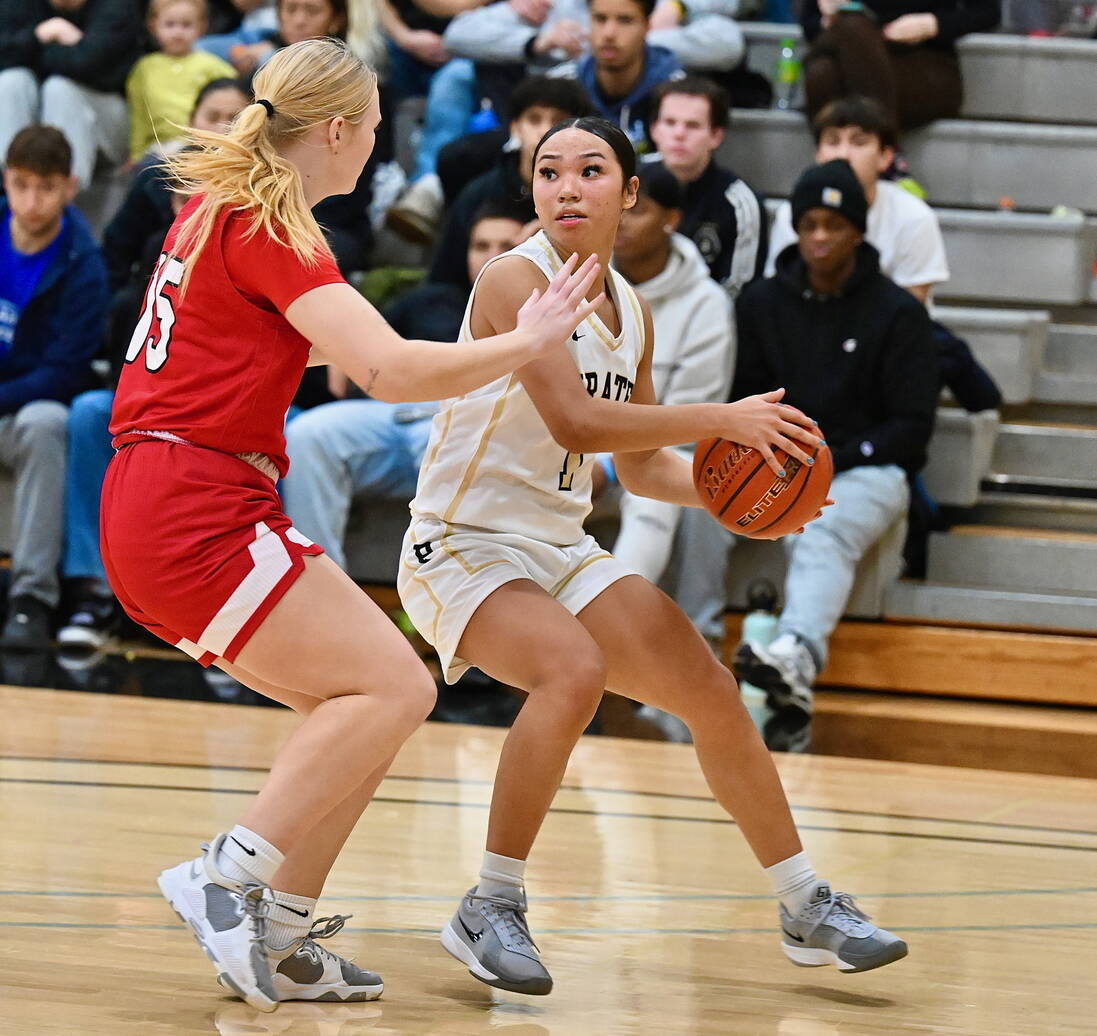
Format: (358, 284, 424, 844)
(399, 118, 907, 996)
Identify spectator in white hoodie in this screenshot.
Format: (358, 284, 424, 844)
(595, 160, 733, 588)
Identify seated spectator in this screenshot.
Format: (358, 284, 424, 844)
(224, 0, 347, 82)
(125, 0, 235, 163)
(0, 0, 141, 189)
(429, 75, 592, 288)
(281, 200, 528, 569)
(766, 96, 948, 305)
(0, 126, 107, 650)
(443, 0, 744, 116)
(549, 0, 682, 146)
(380, 0, 478, 243)
(198, 1, 278, 62)
(602, 161, 733, 589)
(731, 160, 937, 751)
(800, 0, 999, 131)
(387, 0, 743, 242)
(648, 75, 766, 296)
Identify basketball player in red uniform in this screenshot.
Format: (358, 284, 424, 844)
(100, 39, 603, 1014)
(398, 119, 908, 995)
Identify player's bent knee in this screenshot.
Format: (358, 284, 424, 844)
(541, 654, 606, 720)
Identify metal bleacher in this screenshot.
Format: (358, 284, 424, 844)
(732, 24, 1097, 640)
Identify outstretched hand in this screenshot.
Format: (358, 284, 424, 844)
(724, 388, 825, 477)
(516, 253, 604, 358)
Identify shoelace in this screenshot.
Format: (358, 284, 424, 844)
(240, 881, 273, 950)
(280, 913, 353, 964)
(821, 892, 872, 934)
(469, 892, 540, 952)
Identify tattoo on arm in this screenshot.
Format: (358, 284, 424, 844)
(364, 368, 380, 395)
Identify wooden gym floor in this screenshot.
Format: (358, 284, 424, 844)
(2, 683, 1096, 1035)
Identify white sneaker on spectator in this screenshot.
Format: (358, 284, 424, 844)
(385, 173, 444, 244)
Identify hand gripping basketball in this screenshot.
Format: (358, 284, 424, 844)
(516, 252, 604, 357)
(693, 389, 833, 539)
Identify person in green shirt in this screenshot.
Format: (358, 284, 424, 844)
(125, 0, 236, 161)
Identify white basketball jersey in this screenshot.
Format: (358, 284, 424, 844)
(410, 231, 647, 545)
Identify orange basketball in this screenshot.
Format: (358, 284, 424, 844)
(693, 437, 833, 539)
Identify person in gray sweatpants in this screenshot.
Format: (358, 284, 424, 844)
(0, 0, 140, 189)
(0, 125, 108, 649)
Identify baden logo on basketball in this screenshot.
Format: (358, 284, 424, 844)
(700, 443, 754, 501)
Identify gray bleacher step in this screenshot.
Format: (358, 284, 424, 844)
(1034, 371, 1097, 405)
(741, 26, 1097, 126)
(926, 525, 1097, 595)
(884, 578, 1097, 633)
(722, 109, 1097, 213)
(903, 120, 1097, 213)
(990, 422, 1097, 488)
(970, 490, 1097, 533)
(1045, 325, 1097, 376)
(932, 306, 1048, 404)
(923, 408, 999, 508)
(935, 211, 1097, 305)
(760, 196, 1096, 306)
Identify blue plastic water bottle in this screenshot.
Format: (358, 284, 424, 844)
(468, 99, 500, 134)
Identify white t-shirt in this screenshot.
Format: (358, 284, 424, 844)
(765, 180, 950, 290)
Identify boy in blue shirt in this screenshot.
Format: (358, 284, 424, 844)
(0, 124, 108, 650)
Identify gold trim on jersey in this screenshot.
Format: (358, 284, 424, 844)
(441, 374, 519, 523)
(550, 551, 615, 597)
(620, 278, 646, 356)
(402, 556, 445, 646)
(415, 405, 454, 488)
(439, 533, 512, 576)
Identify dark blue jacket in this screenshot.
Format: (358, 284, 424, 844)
(0, 201, 108, 417)
(575, 44, 682, 146)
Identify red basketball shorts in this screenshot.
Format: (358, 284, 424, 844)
(100, 440, 323, 666)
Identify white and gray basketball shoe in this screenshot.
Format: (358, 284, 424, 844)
(158, 834, 278, 1012)
(440, 886, 553, 995)
(267, 914, 384, 1002)
(779, 882, 908, 973)
(733, 633, 817, 751)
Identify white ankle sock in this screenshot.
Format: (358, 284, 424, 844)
(215, 825, 285, 887)
(477, 850, 526, 900)
(765, 851, 819, 915)
(266, 891, 316, 954)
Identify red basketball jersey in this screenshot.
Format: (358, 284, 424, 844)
(110, 197, 344, 476)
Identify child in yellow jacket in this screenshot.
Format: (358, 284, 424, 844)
(126, 0, 236, 161)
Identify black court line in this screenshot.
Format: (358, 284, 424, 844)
(5, 753, 1096, 839)
(4, 775, 1096, 854)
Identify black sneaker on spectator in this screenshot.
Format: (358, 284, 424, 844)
(58, 589, 117, 651)
(0, 594, 53, 651)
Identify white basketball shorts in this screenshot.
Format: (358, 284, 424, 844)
(397, 518, 634, 684)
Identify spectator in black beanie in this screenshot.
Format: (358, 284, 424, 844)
(725, 159, 937, 752)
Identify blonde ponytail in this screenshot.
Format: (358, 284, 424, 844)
(165, 37, 378, 292)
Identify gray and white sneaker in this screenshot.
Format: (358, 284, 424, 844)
(158, 834, 278, 1012)
(779, 882, 908, 973)
(734, 635, 817, 752)
(440, 886, 553, 995)
(267, 914, 384, 1002)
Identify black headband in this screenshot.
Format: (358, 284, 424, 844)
(256, 98, 275, 118)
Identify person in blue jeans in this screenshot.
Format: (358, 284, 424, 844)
(380, 0, 483, 244)
(281, 201, 527, 567)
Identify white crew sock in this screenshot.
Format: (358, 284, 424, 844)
(477, 850, 526, 900)
(266, 891, 316, 954)
(765, 851, 819, 915)
(215, 824, 285, 887)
